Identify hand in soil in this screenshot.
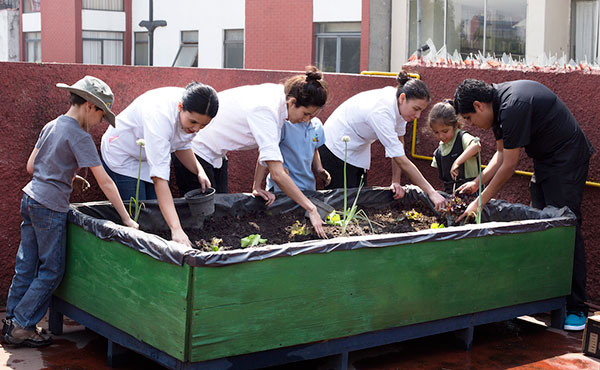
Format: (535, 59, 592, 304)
(253, 188, 275, 206)
(307, 209, 328, 239)
(171, 228, 192, 247)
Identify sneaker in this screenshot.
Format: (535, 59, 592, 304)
(1, 318, 52, 348)
(564, 311, 587, 331)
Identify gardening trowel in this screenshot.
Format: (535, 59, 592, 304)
(305, 197, 335, 220)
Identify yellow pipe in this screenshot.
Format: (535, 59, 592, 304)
(361, 70, 600, 188)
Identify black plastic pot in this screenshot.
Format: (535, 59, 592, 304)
(184, 188, 216, 219)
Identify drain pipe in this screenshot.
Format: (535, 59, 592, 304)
(417, 0, 422, 58)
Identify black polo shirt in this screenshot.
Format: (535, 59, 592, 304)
(491, 80, 594, 181)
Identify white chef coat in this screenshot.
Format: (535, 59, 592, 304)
(191, 83, 287, 168)
(101, 87, 196, 182)
(323, 86, 406, 169)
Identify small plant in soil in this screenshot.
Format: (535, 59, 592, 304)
(240, 234, 267, 248)
(289, 221, 310, 236)
(128, 138, 146, 222)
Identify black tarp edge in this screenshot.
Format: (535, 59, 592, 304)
(68, 186, 577, 267)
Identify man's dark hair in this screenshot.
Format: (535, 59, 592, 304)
(69, 92, 87, 106)
(182, 82, 219, 118)
(453, 79, 494, 114)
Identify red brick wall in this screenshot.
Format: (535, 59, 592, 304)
(245, 0, 314, 70)
(0, 62, 599, 306)
(40, 0, 81, 63)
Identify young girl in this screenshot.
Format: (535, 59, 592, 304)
(428, 100, 481, 194)
(174, 66, 330, 238)
(319, 72, 446, 211)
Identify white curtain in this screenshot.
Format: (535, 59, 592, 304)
(575, 1, 599, 63)
(82, 0, 123, 11)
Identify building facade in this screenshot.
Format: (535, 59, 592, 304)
(2, 0, 598, 71)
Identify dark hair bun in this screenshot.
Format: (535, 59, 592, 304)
(305, 65, 323, 82)
(396, 71, 411, 87)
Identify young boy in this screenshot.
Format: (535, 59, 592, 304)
(1, 76, 138, 348)
(252, 117, 331, 206)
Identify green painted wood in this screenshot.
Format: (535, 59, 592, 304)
(188, 227, 575, 362)
(54, 224, 192, 361)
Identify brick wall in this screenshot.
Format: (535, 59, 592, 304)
(245, 0, 314, 70)
(40, 0, 81, 63)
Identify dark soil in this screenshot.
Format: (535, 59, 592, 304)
(187, 201, 447, 252)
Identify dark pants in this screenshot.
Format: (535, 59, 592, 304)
(529, 161, 589, 315)
(318, 145, 367, 190)
(172, 153, 228, 196)
(102, 158, 157, 200)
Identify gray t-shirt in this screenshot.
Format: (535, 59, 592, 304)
(23, 115, 101, 212)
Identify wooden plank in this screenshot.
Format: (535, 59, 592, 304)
(188, 227, 575, 362)
(54, 224, 192, 361)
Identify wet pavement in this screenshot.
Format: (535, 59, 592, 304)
(1, 311, 599, 370)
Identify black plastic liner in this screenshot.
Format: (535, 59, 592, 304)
(68, 186, 576, 267)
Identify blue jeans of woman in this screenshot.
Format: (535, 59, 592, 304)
(5, 194, 67, 329)
(101, 158, 157, 200)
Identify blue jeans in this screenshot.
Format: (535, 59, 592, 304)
(101, 158, 157, 200)
(5, 194, 68, 328)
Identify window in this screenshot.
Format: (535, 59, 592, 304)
(22, 0, 40, 13)
(82, 0, 123, 11)
(24, 32, 41, 62)
(224, 29, 244, 69)
(82, 31, 124, 65)
(135, 32, 149, 66)
(315, 22, 361, 73)
(409, 0, 526, 60)
(172, 31, 198, 67)
(571, 0, 599, 63)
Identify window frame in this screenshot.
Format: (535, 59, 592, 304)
(24, 31, 41, 62)
(172, 30, 199, 67)
(22, 0, 40, 13)
(223, 29, 244, 69)
(82, 30, 124, 65)
(314, 23, 361, 73)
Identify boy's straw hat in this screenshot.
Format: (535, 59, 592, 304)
(56, 76, 116, 127)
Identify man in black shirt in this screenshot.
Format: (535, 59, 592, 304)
(453, 79, 594, 331)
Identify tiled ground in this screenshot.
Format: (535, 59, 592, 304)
(1, 311, 599, 370)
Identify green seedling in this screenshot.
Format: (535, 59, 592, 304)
(128, 139, 146, 222)
(209, 237, 222, 251)
(430, 222, 445, 229)
(404, 209, 423, 221)
(240, 234, 267, 248)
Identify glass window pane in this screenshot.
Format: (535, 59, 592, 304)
(83, 40, 102, 64)
(23, 0, 40, 13)
(408, 0, 445, 54)
(446, 0, 485, 59)
(486, 0, 526, 59)
(225, 29, 244, 41)
(317, 37, 337, 72)
(82, 0, 123, 11)
(181, 31, 198, 43)
(173, 45, 198, 67)
(318, 22, 361, 33)
(103, 40, 123, 65)
(573, 1, 599, 63)
(340, 37, 361, 73)
(224, 42, 243, 68)
(135, 32, 148, 66)
(135, 32, 148, 43)
(24, 32, 41, 62)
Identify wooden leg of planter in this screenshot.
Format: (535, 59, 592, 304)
(48, 299, 63, 335)
(551, 306, 566, 329)
(455, 326, 474, 350)
(331, 352, 349, 370)
(107, 339, 129, 368)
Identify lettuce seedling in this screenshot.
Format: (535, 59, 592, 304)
(240, 234, 267, 248)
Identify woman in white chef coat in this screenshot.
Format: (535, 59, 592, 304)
(319, 72, 446, 211)
(173, 66, 330, 238)
(101, 82, 219, 247)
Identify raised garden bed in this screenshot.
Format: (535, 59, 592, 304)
(50, 187, 577, 369)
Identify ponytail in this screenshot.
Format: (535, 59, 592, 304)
(284, 66, 329, 108)
(396, 71, 431, 101)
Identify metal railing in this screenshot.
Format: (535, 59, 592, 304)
(360, 70, 600, 188)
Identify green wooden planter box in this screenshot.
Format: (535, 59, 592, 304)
(53, 189, 576, 365)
